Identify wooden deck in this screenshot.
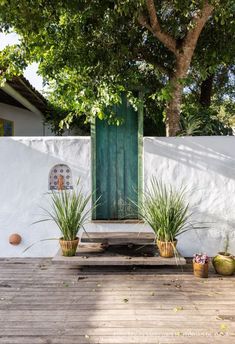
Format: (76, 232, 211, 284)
(0, 258, 234, 344)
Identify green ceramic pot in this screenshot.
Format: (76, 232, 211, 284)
(212, 252, 235, 276)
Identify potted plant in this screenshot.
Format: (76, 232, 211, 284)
(193, 253, 209, 278)
(26, 180, 94, 257)
(212, 234, 235, 276)
(137, 178, 194, 258)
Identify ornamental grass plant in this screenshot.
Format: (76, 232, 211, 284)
(24, 180, 95, 256)
(40, 181, 92, 241)
(138, 178, 192, 242)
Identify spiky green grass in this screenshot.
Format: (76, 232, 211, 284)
(138, 178, 191, 242)
(39, 181, 93, 241)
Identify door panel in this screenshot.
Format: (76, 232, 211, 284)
(94, 96, 139, 220)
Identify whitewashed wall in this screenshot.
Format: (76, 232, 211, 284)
(144, 137, 235, 257)
(0, 102, 47, 136)
(0, 102, 86, 136)
(0, 137, 91, 257)
(0, 136, 235, 257)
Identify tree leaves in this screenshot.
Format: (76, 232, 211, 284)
(0, 0, 234, 135)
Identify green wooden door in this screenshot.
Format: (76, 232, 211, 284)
(92, 95, 143, 220)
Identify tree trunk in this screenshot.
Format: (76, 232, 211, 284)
(165, 77, 183, 136)
(199, 74, 214, 107)
(165, 57, 188, 136)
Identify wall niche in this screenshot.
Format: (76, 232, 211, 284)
(49, 164, 73, 191)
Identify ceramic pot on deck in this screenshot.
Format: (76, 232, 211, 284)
(212, 252, 235, 276)
(193, 262, 209, 278)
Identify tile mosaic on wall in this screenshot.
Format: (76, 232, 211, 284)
(49, 164, 73, 190)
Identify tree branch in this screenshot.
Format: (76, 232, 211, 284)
(135, 46, 172, 76)
(138, 0, 177, 55)
(138, 0, 214, 60)
(182, 1, 214, 54)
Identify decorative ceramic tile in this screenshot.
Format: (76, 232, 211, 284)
(49, 164, 73, 190)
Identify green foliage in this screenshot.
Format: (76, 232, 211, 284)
(0, 1, 234, 134)
(39, 181, 93, 241)
(179, 113, 202, 136)
(179, 65, 235, 136)
(43, 103, 90, 135)
(137, 178, 192, 242)
(179, 104, 233, 136)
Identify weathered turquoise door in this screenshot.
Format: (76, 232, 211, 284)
(92, 95, 143, 220)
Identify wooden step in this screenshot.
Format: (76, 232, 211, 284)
(52, 243, 186, 266)
(81, 231, 155, 245)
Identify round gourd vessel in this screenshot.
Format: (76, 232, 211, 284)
(212, 252, 235, 276)
(9, 233, 22, 245)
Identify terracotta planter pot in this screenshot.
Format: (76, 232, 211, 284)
(157, 240, 177, 258)
(212, 252, 235, 276)
(59, 237, 79, 257)
(193, 262, 209, 278)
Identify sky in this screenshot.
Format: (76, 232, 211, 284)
(0, 32, 44, 92)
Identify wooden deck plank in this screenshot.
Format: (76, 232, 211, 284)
(0, 258, 234, 344)
(0, 337, 233, 344)
(81, 231, 155, 245)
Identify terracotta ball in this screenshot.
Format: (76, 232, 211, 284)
(9, 233, 22, 246)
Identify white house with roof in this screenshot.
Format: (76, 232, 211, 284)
(0, 76, 53, 136)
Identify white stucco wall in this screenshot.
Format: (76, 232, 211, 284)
(144, 137, 235, 257)
(0, 102, 86, 136)
(0, 137, 91, 257)
(0, 136, 234, 257)
(0, 102, 47, 136)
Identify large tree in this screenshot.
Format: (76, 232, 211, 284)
(137, 0, 214, 135)
(0, 0, 234, 136)
(179, 9, 235, 136)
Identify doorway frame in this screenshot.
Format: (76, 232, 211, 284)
(91, 92, 143, 221)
